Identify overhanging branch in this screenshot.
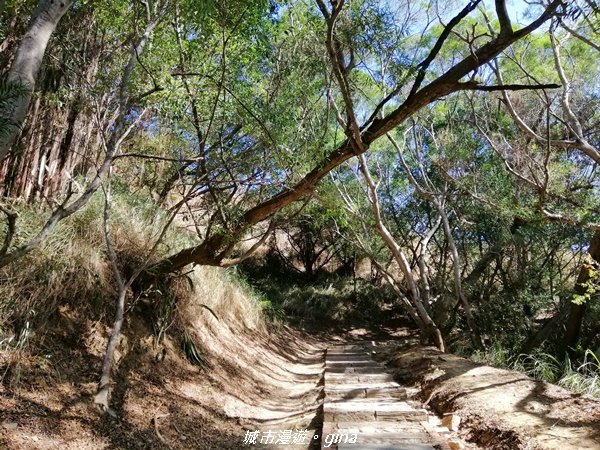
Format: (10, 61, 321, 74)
(457, 82, 561, 91)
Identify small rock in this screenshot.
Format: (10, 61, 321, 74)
(448, 438, 466, 450)
(2, 422, 18, 430)
(442, 413, 461, 431)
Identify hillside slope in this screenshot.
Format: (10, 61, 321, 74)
(0, 264, 326, 449)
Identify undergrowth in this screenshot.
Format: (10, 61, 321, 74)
(0, 189, 273, 384)
(470, 346, 600, 398)
(238, 256, 400, 325)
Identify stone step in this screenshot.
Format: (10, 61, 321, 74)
(336, 444, 437, 450)
(326, 366, 387, 374)
(326, 352, 371, 359)
(330, 344, 374, 351)
(322, 343, 437, 450)
(325, 372, 395, 384)
(348, 431, 431, 444)
(326, 360, 382, 367)
(325, 381, 400, 390)
(324, 421, 426, 434)
(336, 424, 425, 433)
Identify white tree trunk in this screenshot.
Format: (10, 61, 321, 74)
(357, 154, 445, 351)
(433, 198, 484, 349)
(0, 0, 72, 162)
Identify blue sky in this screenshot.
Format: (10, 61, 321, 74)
(502, 0, 531, 24)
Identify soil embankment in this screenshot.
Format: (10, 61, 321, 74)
(0, 288, 326, 449)
(382, 343, 600, 450)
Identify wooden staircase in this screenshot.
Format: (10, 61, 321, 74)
(321, 342, 450, 450)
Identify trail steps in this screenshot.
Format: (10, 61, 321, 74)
(321, 342, 451, 450)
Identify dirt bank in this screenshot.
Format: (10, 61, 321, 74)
(0, 296, 326, 449)
(382, 343, 600, 450)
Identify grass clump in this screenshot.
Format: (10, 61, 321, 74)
(515, 350, 600, 397)
(556, 350, 600, 397)
(0, 188, 272, 384)
(471, 346, 600, 398)
(469, 342, 512, 368)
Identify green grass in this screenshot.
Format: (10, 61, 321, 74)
(471, 346, 600, 398)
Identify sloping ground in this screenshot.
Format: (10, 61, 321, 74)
(382, 343, 600, 450)
(0, 267, 326, 450)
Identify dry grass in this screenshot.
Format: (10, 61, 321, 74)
(181, 266, 267, 332)
(0, 190, 269, 384)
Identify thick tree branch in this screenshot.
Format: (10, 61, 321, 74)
(495, 0, 513, 37)
(142, 0, 564, 279)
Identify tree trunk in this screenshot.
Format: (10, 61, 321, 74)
(0, 0, 72, 162)
(94, 287, 127, 417)
(434, 198, 485, 350)
(563, 230, 600, 357)
(356, 154, 445, 351)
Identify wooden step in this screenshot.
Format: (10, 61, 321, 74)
(325, 385, 407, 400)
(324, 400, 428, 422)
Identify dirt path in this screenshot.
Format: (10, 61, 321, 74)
(3, 320, 600, 450)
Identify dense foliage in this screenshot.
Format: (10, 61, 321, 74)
(1, 0, 600, 403)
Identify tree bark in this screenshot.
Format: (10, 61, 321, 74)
(356, 154, 445, 351)
(434, 198, 485, 350)
(94, 287, 126, 417)
(563, 230, 600, 357)
(0, 0, 73, 162)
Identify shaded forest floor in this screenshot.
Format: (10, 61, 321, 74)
(0, 301, 330, 450)
(1, 308, 600, 449)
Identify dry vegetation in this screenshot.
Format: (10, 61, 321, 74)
(0, 194, 325, 449)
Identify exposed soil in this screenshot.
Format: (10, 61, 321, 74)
(0, 301, 327, 450)
(3, 310, 600, 450)
(381, 342, 600, 450)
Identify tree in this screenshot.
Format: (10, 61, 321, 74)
(141, 0, 566, 283)
(0, 0, 73, 162)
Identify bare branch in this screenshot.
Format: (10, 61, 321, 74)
(408, 0, 483, 98)
(457, 81, 561, 91)
(221, 220, 277, 267)
(559, 19, 600, 52)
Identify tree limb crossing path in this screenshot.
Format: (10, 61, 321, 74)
(322, 342, 452, 450)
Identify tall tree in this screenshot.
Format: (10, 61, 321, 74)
(0, 0, 73, 162)
(142, 0, 565, 281)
